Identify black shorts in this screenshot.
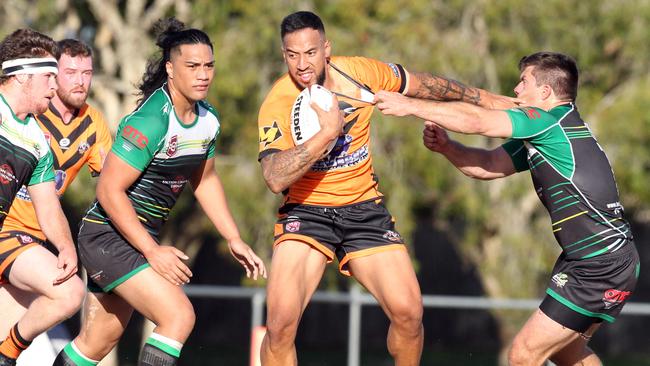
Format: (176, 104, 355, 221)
(78, 220, 150, 293)
(0, 231, 42, 283)
(274, 198, 406, 276)
(540, 242, 640, 332)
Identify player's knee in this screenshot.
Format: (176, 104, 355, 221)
(508, 337, 536, 366)
(265, 313, 299, 343)
(53, 277, 85, 318)
(167, 302, 196, 337)
(389, 300, 423, 332)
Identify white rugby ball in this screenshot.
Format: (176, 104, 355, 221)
(290, 84, 337, 155)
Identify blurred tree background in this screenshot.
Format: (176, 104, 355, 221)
(1, 0, 649, 365)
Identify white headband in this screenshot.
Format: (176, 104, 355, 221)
(1, 57, 58, 76)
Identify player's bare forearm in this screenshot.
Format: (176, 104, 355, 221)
(409, 72, 483, 105)
(261, 144, 322, 193)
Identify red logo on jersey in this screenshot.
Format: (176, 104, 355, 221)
(122, 126, 149, 149)
(526, 108, 541, 119)
(602, 288, 631, 309)
(0, 164, 15, 185)
(43, 132, 51, 145)
(167, 135, 178, 157)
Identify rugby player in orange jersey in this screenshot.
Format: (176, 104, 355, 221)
(0, 38, 112, 364)
(0, 30, 82, 366)
(257, 11, 518, 366)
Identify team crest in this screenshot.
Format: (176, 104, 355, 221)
(259, 121, 283, 147)
(167, 135, 178, 157)
(285, 221, 300, 233)
(382, 230, 402, 242)
(18, 234, 33, 244)
(78, 140, 90, 154)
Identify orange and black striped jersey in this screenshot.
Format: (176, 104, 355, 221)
(1, 102, 112, 240)
(258, 56, 409, 206)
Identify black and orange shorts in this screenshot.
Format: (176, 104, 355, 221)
(274, 198, 406, 276)
(0, 230, 43, 283)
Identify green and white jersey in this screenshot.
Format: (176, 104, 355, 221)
(0, 94, 54, 227)
(83, 85, 220, 237)
(502, 104, 631, 260)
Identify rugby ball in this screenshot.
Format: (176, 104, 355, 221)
(290, 84, 337, 155)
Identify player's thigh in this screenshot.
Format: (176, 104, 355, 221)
(514, 309, 582, 356)
(347, 247, 421, 318)
(549, 323, 601, 365)
(9, 244, 84, 298)
(77, 291, 134, 356)
(112, 266, 193, 327)
(267, 240, 327, 315)
(0, 284, 35, 337)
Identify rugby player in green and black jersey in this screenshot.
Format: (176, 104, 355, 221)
(53, 18, 266, 366)
(375, 52, 638, 366)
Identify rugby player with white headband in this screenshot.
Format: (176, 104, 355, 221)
(0, 29, 84, 366)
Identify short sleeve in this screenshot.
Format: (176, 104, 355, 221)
(87, 109, 113, 175)
(506, 107, 559, 139)
(111, 113, 167, 171)
(501, 139, 529, 172)
(28, 149, 55, 185)
(257, 87, 295, 161)
(348, 57, 408, 95)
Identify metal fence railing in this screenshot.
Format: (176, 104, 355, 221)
(184, 285, 650, 366)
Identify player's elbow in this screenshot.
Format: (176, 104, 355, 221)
(264, 178, 287, 194)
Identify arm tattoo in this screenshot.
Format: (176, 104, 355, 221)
(412, 72, 482, 105)
(261, 145, 321, 192)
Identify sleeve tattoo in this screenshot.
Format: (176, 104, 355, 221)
(412, 72, 482, 105)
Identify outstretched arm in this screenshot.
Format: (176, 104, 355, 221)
(191, 158, 267, 280)
(422, 122, 516, 180)
(261, 93, 344, 193)
(407, 71, 520, 109)
(376, 90, 513, 138)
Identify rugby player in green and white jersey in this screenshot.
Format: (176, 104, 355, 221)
(53, 18, 266, 366)
(375, 52, 638, 366)
(0, 29, 84, 366)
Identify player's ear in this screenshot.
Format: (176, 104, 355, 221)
(166, 60, 173, 79)
(324, 39, 331, 58)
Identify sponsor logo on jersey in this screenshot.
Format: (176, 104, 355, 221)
(16, 185, 31, 201)
(55, 169, 67, 193)
(312, 139, 367, 172)
(167, 135, 178, 157)
(603, 288, 631, 309)
(552, 272, 569, 288)
(520, 107, 541, 120)
(387, 63, 400, 78)
(259, 121, 283, 147)
(122, 125, 149, 149)
(383, 230, 402, 242)
(59, 137, 71, 149)
(0, 164, 16, 185)
(78, 140, 90, 154)
(285, 220, 300, 233)
(162, 175, 187, 193)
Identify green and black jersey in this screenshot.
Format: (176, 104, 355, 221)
(0, 94, 55, 227)
(83, 85, 220, 237)
(502, 103, 631, 260)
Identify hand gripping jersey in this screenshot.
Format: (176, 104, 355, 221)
(0, 94, 55, 228)
(1, 103, 113, 240)
(502, 104, 631, 260)
(82, 85, 220, 237)
(258, 56, 409, 206)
